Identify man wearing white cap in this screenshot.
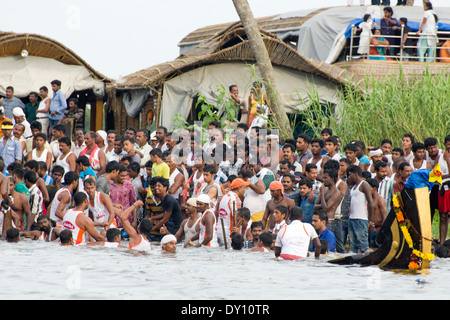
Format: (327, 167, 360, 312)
(161, 234, 177, 253)
(12, 107, 32, 139)
(161, 197, 200, 247)
(368, 148, 388, 177)
(190, 194, 218, 247)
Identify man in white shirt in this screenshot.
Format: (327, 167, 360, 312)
(135, 129, 152, 177)
(73, 128, 86, 158)
(274, 206, 321, 260)
(12, 107, 32, 139)
(106, 136, 127, 163)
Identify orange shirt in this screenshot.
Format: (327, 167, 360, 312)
(439, 40, 450, 62)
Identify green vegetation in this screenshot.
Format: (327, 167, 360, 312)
(300, 70, 450, 149)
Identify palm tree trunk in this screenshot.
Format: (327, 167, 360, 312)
(232, 0, 292, 140)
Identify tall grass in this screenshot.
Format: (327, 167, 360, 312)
(302, 69, 450, 149)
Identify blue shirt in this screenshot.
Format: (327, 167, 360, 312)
(1, 97, 25, 120)
(359, 155, 370, 165)
(0, 136, 22, 168)
(43, 174, 53, 186)
(80, 167, 97, 180)
(49, 89, 67, 121)
(314, 228, 336, 253)
(300, 192, 318, 224)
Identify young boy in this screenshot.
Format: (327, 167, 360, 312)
(12, 168, 30, 200)
(344, 143, 365, 170)
(37, 161, 53, 186)
(272, 205, 287, 235)
(46, 165, 64, 207)
(232, 207, 252, 241)
(122, 137, 142, 164)
(298, 178, 318, 224)
(150, 148, 170, 179)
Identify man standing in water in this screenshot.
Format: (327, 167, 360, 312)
(274, 206, 321, 260)
(189, 194, 218, 247)
(84, 178, 119, 236)
(61, 192, 106, 244)
(150, 176, 183, 238)
(117, 200, 153, 252)
(20, 215, 61, 241)
(8, 177, 31, 232)
(261, 181, 294, 232)
(49, 171, 79, 228)
(216, 178, 248, 247)
(346, 165, 374, 254)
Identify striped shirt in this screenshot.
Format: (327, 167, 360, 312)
(378, 177, 394, 214)
(29, 184, 44, 222)
(146, 195, 164, 235)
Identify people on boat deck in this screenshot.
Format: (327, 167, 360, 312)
(354, 3, 446, 63)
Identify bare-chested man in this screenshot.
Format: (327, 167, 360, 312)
(366, 178, 387, 249)
(261, 181, 294, 232)
(314, 169, 343, 222)
(8, 177, 32, 231)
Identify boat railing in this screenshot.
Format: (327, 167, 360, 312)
(347, 25, 450, 62)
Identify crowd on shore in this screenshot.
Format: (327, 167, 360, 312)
(1, 78, 449, 260)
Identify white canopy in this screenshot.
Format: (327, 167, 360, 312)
(0, 55, 105, 98)
(159, 62, 341, 130)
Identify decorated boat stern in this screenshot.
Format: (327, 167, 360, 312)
(329, 166, 441, 271)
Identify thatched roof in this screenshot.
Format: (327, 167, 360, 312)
(114, 20, 355, 90)
(178, 7, 331, 47)
(0, 32, 111, 83)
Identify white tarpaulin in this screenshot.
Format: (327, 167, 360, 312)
(269, 6, 450, 64)
(0, 55, 105, 98)
(160, 62, 341, 130)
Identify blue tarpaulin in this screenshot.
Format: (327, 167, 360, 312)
(344, 18, 450, 38)
(404, 169, 434, 191)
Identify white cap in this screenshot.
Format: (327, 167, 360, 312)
(12, 107, 25, 117)
(161, 234, 177, 245)
(196, 194, 211, 204)
(96, 130, 107, 142)
(186, 197, 197, 207)
(369, 149, 383, 157)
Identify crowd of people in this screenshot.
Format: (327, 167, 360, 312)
(0, 76, 448, 260)
(356, 2, 450, 63)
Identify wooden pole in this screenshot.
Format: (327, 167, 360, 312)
(232, 0, 293, 140)
(220, 218, 228, 250)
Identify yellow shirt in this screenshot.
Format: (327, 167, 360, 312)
(147, 162, 170, 197)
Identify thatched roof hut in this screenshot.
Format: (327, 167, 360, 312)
(0, 31, 112, 131)
(109, 8, 355, 133)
